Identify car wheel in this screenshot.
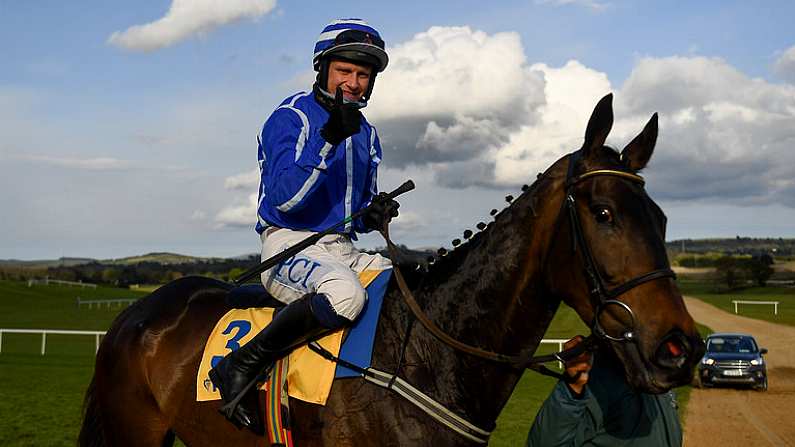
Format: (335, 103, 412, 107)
(755, 377, 768, 392)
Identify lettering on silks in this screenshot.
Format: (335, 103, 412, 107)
(274, 255, 321, 288)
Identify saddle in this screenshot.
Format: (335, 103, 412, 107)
(196, 270, 392, 443)
(226, 284, 284, 309)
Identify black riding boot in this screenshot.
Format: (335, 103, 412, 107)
(209, 294, 329, 430)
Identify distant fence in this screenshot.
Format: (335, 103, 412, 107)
(0, 329, 572, 363)
(732, 300, 779, 315)
(27, 278, 97, 289)
(0, 328, 105, 355)
(76, 297, 137, 309)
(539, 339, 569, 369)
(767, 280, 795, 287)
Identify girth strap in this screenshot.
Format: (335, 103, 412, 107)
(363, 369, 492, 444)
(307, 342, 492, 444)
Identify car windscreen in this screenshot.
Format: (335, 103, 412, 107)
(706, 336, 758, 354)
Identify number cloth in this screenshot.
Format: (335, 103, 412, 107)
(196, 269, 387, 404)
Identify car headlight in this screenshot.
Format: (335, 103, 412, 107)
(750, 358, 764, 366)
(702, 358, 715, 365)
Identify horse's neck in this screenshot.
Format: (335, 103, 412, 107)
(375, 179, 563, 430)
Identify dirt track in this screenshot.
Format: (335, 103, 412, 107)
(683, 297, 795, 446)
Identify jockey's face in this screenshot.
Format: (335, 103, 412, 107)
(326, 60, 372, 102)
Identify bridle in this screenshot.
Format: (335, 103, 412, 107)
(562, 149, 676, 343)
(382, 149, 677, 369)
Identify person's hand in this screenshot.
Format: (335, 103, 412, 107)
(320, 87, 363, 145)
(362, 192, 400, 231)
(563, 335, 593, 396)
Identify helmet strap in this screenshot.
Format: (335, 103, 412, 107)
(312, 83, 335, 111)
(316, 59, 330, 97)
(363, 71, 377, 104)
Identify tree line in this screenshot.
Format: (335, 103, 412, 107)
(0, 246, 780, 291)
(712, 254, 775, 290)
(0, 257, 259, 286)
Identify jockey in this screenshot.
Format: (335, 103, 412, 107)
(209, 18, 398, 430)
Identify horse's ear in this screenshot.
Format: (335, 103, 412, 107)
(582, 93, 614, 155)
(620, 113, 658, 172)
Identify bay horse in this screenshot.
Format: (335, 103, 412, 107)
(79, 94, 705, 446)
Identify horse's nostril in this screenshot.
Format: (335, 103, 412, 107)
(654, 333, 691, 370)
(665, 340, 684, 357)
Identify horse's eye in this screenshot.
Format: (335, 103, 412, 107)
(595, 207, 613, 224)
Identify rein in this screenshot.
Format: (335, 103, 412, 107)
(381, 224, 590, 379)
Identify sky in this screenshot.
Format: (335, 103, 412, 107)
(2, 0, 795, 260)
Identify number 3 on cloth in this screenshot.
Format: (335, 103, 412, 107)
(211, 320, 252, 368)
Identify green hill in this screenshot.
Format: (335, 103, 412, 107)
(103, 252, 221, 265)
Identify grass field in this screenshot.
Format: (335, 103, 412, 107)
(0, 279, 146, 330)
(678, 279, 795, 327)
(0, 280, 146, 446)
(0, 279, 714, 446)
(491, 307, 588, 445)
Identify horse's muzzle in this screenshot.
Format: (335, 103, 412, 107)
(652, 330, 705, 382)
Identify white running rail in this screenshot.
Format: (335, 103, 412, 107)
(0, 328, 105, 355)
(732, 300, 779, 315)
(0, 330, 572, 366)
(27, 278, 97, 288)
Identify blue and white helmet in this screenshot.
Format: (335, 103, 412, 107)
(313, 19, 388, 73)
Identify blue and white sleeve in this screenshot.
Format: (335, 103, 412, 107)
(261, 108, 335, 213)
(354, 126, 383, 233)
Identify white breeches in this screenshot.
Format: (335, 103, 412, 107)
(260, 228, 391, 320)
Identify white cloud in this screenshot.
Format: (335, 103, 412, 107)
(618, 56, 789, 116)
(212, 169, 260, 227)
(535, 0, 610, 12)
(215, 192, 258, 228)
(108, 0, 277, 52)
(224, 168, 259, 190)
(22, 155, 131, 170)
(390, 210, 425, 234)
(367, 26, 546, 182)
(492, 60, 612, 185)
(774, 45, 795, 83)
(369, 26, 611, 187)
(371, 26, 540, 122)
(616, 56, 795, 206)
(371, 37, 795, 208)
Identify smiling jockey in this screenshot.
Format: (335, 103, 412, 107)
(209, 18, 398, 430)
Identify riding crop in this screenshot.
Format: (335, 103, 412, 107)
(233, 180, 415, 286)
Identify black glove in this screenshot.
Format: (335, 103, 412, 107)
(320, 87, 362, 145)
(362, 192, 400, 231)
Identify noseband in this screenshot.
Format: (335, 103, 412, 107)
(563, 150, 676, 343)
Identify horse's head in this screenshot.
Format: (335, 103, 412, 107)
(544, 93, 705, 394)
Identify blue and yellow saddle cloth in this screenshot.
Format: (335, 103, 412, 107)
(196, 269, 391, 405)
